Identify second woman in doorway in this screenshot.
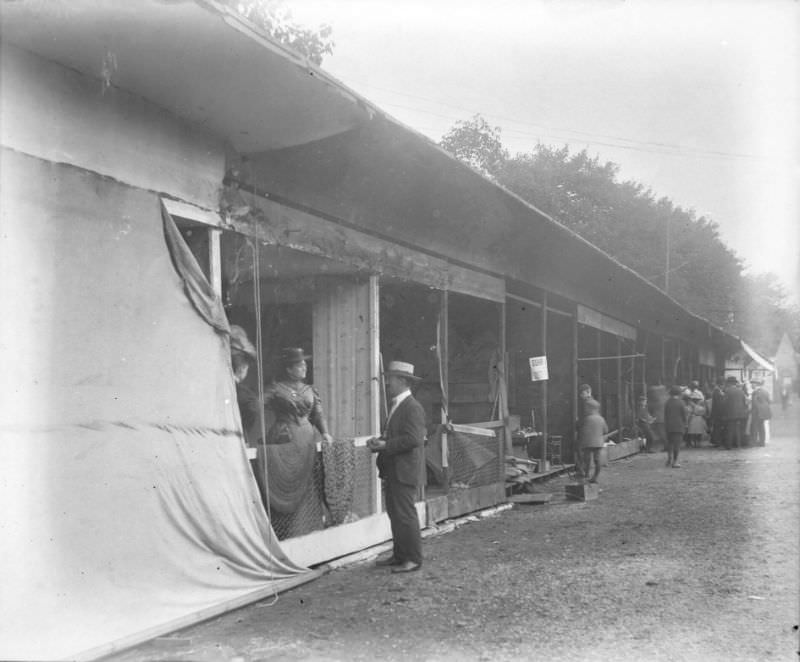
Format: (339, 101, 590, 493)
(262, 347, 333, 539)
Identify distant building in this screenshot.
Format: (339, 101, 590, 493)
(773, 332, 799, 396)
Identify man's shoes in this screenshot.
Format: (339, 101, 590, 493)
(375, 555, 401, 567)
(672, 463, 682, 468)
(391, 561, 422, 574)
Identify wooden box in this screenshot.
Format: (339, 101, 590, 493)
(565, 482, 599, 501)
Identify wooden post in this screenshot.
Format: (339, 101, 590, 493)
(641, 332, 648, 398)
(541, 291, 548, 469)
(572, 306, 579, 463)
(440, 290, 450, 495)
(499, 299, 509, 476)
(369, 275, 382, 516)
(596, 328, 603, 407)
(617, 336, 623, 437)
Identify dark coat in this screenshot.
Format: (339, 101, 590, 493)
(711, 386, 726, 421)
(752, 387, 772, 420)
(376, 395, 426, 487)
(723, 384, 748, 420)
(664, 396, 688, 434)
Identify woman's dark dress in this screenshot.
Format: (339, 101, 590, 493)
(261, 381, 327, 539)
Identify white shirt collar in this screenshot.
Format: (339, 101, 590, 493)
(391, 389, 411, 406)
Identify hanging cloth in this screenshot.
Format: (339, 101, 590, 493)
(160, 200, 230, 334)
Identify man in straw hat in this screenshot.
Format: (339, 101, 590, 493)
(367, 361, 426, 573)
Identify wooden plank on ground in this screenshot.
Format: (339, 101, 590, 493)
(508, 493, 552, 505)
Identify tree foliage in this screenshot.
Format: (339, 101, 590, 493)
(440, 114, 798, 354)
(227, 1, 334, 66)
(439, 115, 508, 179)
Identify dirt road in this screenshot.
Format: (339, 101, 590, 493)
(106, 410, 799, 662)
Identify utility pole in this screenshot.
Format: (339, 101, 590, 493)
(664, 215, 670, 295)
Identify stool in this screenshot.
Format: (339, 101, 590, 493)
(546, 435, 563, 467)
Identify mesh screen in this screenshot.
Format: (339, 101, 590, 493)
(447, 429, 501, 489)
(257, 442, 377, 541)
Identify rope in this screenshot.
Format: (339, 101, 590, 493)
(250, 228, 280, 605)
(378, 352, 388, 422)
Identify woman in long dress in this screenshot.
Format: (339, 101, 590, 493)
(686, 392, 707, 448)
(262, 347, 333, 539)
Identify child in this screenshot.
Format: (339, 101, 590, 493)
(579, 398, 608, 484)
(664, 384, 688, 467)
(636, 395, 655, 452)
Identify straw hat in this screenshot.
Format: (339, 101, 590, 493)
(383, 360, 421, 381)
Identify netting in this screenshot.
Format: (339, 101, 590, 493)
(257, 441, 376, 541)
(426, 425, 502, 491)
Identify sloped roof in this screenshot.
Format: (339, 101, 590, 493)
(0, 0, 371, 152)
(2, 0, 740, 349)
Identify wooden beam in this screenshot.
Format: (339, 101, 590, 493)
(577, 353, 646, 361)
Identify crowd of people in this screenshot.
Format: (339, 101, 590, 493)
(635, 375, 774, 458)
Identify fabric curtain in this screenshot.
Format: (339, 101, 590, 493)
(161, 200, 230, 334)
(0, 152, 308, 661)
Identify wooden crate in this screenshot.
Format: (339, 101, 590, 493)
(564, 482, 599, 501)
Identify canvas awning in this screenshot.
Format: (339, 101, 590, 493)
(0, 0, 372, 152)
(741, 340, 775, 372)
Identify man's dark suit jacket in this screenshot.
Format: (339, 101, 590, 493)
(664, 396, 688, 435)
(723, 385, 748, 420)
(376, 395, 426, 487)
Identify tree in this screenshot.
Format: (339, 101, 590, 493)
(227, 1, 334, 66)
(440, 116, 780, 334)
(439, 115, 508, 179)
(735, 273, 800, 355)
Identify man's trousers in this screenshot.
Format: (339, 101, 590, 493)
(383, 475, 422, 565)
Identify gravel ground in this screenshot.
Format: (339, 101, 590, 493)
(106, 410, 799, 662)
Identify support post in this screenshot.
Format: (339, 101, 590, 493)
(541, 292, 548, 469)
(596, 328, 603, 407)
(369, 275, 382, 516)
(617, 336, 623, 437)
(572, 307, 579, 463)
(499, 299, 509, 470)
(440, 290, 450, 495)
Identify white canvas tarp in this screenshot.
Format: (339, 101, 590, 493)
(0, 150, 309, 661)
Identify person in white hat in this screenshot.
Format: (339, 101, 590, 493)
(749, 379, 771, 446)
(367, 361, 426, 573)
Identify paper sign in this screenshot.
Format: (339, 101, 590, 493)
(529, 356, 549, 381)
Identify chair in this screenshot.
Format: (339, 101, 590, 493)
(546, 435, 563, 467)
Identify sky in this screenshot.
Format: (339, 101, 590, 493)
(289, 0, 799, 304)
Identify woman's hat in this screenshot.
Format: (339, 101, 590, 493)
(384, 360, 422, 381)
(230, 325, 256, 359)
(280, 347, 311, 365)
